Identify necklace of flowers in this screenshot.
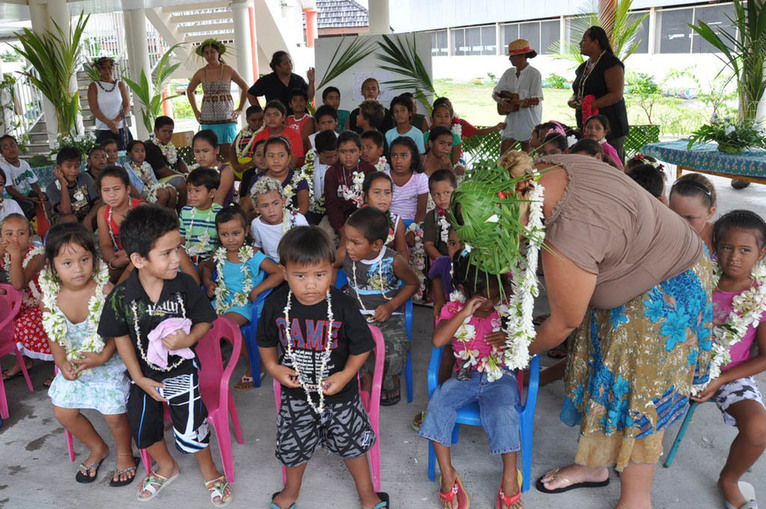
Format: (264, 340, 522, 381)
(577, 50, 607, 101)
(340, 164, 365, 208)
(4, 246, 45, 305)
(281, 208, 299, 235)
(375, 156, 387, 172)
(106, 201, 137, 250)
(132, 294, 188, 372)
(281, 171, 309, 212)
(450, 116, 462, 139)
(233, 127, 257, 160)
(282, 289, 334, 414)
(385, 211, 396, 247)
(150, 134, 178, 165)
(185, 206, 214, 256)
(437, 209, 450, 244)
(213, 245, 255, 314)
(406, 222, 427, 301)
(302, 151, 325, 214)
(40, 263, 109, 375)
(350, 258, 392, 323)
(692, 261, 766, 395)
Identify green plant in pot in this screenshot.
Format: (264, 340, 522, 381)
(123, 44, 182, 133)
(687, 116, 766, 154)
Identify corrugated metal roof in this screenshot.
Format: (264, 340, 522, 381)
(303, 0, 369, 29)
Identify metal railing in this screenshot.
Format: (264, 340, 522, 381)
(8, 65, 44, 143)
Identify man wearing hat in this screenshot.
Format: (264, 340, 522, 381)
(492, 39, 543, 154)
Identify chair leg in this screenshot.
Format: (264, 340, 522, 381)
(14, 349, 34, 392)
(228, 393, 243, 445)
(251, 341, 262, 389)
(0, 376, 9, 420)
(211, 416, 235, 482)
(140, 449, 152, 475)
(427, 440, 436, 482)
(66, 430, 76, 462)
(663, 401, 700, 468)
(369, 439, 381, 492)
(520, 414, 533, 493)
(405, 352, 413, 403)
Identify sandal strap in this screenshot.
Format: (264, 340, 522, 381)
(205, 476, 232, 504)
(115, 464, 137, 476)
(499, 488, 521, 506)
(439, 480, 459, 502)
(141, 472, 169, 495)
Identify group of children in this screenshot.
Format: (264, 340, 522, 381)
(2, 71, 766, 509)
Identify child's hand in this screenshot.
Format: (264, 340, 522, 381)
(463, 296, 487, 317)
(5, 240, 22, 260)
(112, 250, 129, 269)
(205, 281, 217, 298)
(161, 330, 191, 351)
(433, 304, 443, 320)
(58, 363, 78, 381)
(71, 351, 107, 372)
(691, 378, 725, 403)
(54, 167, 67, 184)
(321, 372, 350, 396)
(271, 365, 301, 388)
(372, 303, 392, 322)
(484, 331, 507, 348)
(248, 288, 260, 302)
(137, 377, 166, 402)
(405, 231, 416, 247)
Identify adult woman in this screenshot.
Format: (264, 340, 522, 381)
(569, 26, 629, 161)
(247, 51, 315, 115)
(506, 152, 712, 507)
(87, 57, 131, 150)
(187, 39, 249, 162)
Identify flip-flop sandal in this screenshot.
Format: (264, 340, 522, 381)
(2, 370, 22, 382)
(380, 388, 401, 407)
(234, 375, 254, 391)
(496, 487, 521, 509)
(372, 491, 390, 508)
(110, 456, 140, 487)
(724, 481, 758, 509)
(136, 469, 180, 502)
(535, 468, 609, 494)
(439, 474, 469, 509)
(270, 491, 297, 509)
(205, 476, 232, 507)
(75, 455, 108, 484)
(411, 411, 426, 432)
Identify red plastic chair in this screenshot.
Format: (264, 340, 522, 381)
(0, 283, 34, 419)
(272, 324, 385, 491)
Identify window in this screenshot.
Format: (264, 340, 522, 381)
(431, 30, 448, 56)
(540, 20, 559, 54)
(692, 3, 736, 53)
(627, 12, 649, 54)
(503, 23, 519, 47)
(452, 29, 467, 56)
(466, 27, 482, 55)
(519, 22, 540, 51)
(659, 8, 693, 53)
(481, 26, 497, 55)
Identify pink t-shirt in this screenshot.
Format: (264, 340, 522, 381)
(713, 286, 766, 371)
(600, 140, 623, 167)
(438, 300, 502, 367)
(385, 170, 428, 220)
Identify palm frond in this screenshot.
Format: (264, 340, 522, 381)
(316, 36, 377, 91)
(375, 34, 435, 112)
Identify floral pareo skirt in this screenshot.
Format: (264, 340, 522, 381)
(562, 253, 714, 470)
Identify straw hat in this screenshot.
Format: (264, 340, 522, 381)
(507, 39, 537, 58)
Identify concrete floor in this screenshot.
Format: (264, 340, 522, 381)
(1, 172, 765, 509)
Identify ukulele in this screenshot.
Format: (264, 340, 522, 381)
(497, 91, 540, 115)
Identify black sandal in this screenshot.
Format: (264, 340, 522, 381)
(110, 456, 139, 487)
(75, 455, 107, 484)
(380, 388, 401, 406)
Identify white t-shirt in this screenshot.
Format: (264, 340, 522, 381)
(251, 212, 309, 261)
(308, 130, 338, 150)
(0, 198, 24, 220)
(385, 170, 429, 221)
(0, 159, 38, 195)
(493, 64, 544, 141)
(313, 160, 332, 205)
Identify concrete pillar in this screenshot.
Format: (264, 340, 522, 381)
(249, 6, 260, 82)
(232, 0, 253, 124)
(647, 8, 657, 55)
(368, 0, 391, 35)
(0, 61, 11, 137)
(304, 8, 318, 48)
(124, 8, 153, 140)
(559, 16, 566, 55)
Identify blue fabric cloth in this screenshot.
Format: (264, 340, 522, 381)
(385, 126, 426, 154)
(213, 250, 268, 319)
(642, 140, 766, 180)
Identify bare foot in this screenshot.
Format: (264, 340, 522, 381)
(113, 453, 137, 484)
(500, 474, 523, 509)
(539, 464, 608, 491)
(719, 477, 746, 509)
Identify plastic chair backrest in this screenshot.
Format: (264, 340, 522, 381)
(240, 285, 273, 387)
(196, 316, 242, 389)
(0, 284, 23, 345)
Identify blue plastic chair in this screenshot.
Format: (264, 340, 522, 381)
(425, 346, 540, 493)
(663, 401, 700, 468)
(239, 288, 273, 388)
(336, 270, 414, 403)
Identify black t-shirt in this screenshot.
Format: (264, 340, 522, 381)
(247, 72, 308, 116)
(144, 140, 170, 174)
(256, 285, 374, 404)
(98, 270, 217, 381)
(348, 106, 394, 134)
(572, 53, 629, 140)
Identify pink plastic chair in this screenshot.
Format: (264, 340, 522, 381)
(140, 317, 244, 480)
(0, 283, 34, 420)
(272, 324, 385, 491)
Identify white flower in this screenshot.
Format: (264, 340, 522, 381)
(485, 214, 499, 223)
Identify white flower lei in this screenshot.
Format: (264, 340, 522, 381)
(374, 156, 387, 172)
(451, 116, 462, 139)
(3, 246, 45, 306)
(446, 296, 508, 382)
(350, 259, 393, 323)
(340, 167, 365, 208)
(132, 294, 187, 372)
(282, 171, 310, 213)
(40, 263, 109, 375)
(281, 208, 299, 235)
(303, 151, 325, 214)
(437, 211, 450, 244)
(406, 222, 426, 301)
(150, 134, 178, 165)
(233, 128, 257, 161)
(692, 261, 766, 395)
(213, 245, 255, 315)
(282, 290, 334, 414)
(184, 206, 215, 258)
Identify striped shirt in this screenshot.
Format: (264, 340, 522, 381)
(179, 204, 222, 261)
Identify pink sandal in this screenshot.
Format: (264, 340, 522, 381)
(496, 487, 521, 509)
(439, 474, 469, 509)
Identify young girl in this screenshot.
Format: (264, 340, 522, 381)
(386, 137, 428, 223)
(418, 256, 522, 509)
(231, 104, 264, 179)
(249, 176, 309, 262)
(239, 139, 268, 221)
(96, 166, 144, 282)
(692, 210, 766, 509)
(385, 95, 426, 154)
(529, 121, 579, 153)
(583, 114, 622, 168)
(41, 222, 137, 486)
(253, 100, 304, 169)
(250, 137, 310, 216)
(428, 102, 462, 165)
(568, 138, 622, 170)
(669, 173, 717, 254)
(422, 126, 454, 177)
(0, 214, 53, 384)
(193, 129, 236, 207)
(536, 131, 568, 157)
(124, 141, 176, 209)
(201, 205, 283, 390)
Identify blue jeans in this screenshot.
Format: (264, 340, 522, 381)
(419, 370, 521, 455)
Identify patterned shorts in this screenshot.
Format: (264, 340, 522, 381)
(714, 376, 765, 426)
(275, 392, 376, 467)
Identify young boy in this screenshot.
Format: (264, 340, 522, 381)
(250, 176, 308, 262)
(423, 169, 457, 261)
(145, 116, 189, 204)
(0, 134, 47, 219)
(324, 131, 376, 242)
(85, 146, 108, 182)
(179, 167, 221, 262)
(98, 205, 232, 505)
(287, 88, 315, 154)
(385, 95, 425, 154)
(360, 130, 388, 172)
(347, 78, 393, 133)
(305, 130, 339, 226)
(102, 139, 145, 199)
(45, 146, 99, 230)
(322, 86, 350, 135)
(256, 225, 389, 509)
(343, 207, 418, 405)
(308, 105, 339, 150)
(232, 104, 264, 179)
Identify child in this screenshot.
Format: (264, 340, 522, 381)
(145, 116, 189, 197)
(400, 92, 430, 132)
(250, 177, 308, 262)
(529, 121, 579, 152)
(692, 210, 766, 509)
(422, 126, 454, 177)
(85, 146, 108, 182)
(308, 104, 339, 150)
(536, 132, 568, 157)
(201, 205, 283, 390)
(669, 173, 717, 254)
(324, 131, 377, 241)
(287, 88, 315, 153)
(41, 222, 137, 486)
(256, 226, 389, 509)
(419, 256, 522, 509)
(322, 86, 350, 135)
(0, 171, 24, 221)
(347, 78, 394, 133)
(627, 163, 668, 206)
(250, 137, 310, 215)
(361, 130, 388, 172)
(584, 114, 622, 167)
(45, 146, 99, 230)
(0, 134, 47, 219)
(125, 140, 177, 209)
(343, 207, 418, 405)
(426, 101, 462, 165)
(254, 100, 304, 169)
(305, 130, 339, 226)
(100, 140, 144, 199)
(625, 153, 661, 173)
(387, 137, 428, 223)
(180, 167, 222, 263)
(97, 205, 232, 505)
(361, 172, 407, 260)
(231, 104, 264, 179)
(0, 213, 53, 384)
(239, 139, 269, 221)
(423, 169, 456, 261)
(385, 95, 425, 154)
(193, 130, 235, 207)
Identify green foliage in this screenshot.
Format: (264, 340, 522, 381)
(0, 50, 21, 63)
(82, 61, 102, 83)
(27, 154, 53, 168)
(688, 116, 766, 153)
(625, 72, 661, 124)
(316, 36, 377, 91)
(13, 12, 90, 137)
(0, 74, 17, 132)
(172, 97, 194, 119)
(543, 73, 569, 89)
(123, 43, 182, 133)
(376, 34, 435, 114)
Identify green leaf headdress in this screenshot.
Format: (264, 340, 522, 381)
(195, 39, 227, 57)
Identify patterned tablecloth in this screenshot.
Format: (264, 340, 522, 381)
(641, 140, 766, 180)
